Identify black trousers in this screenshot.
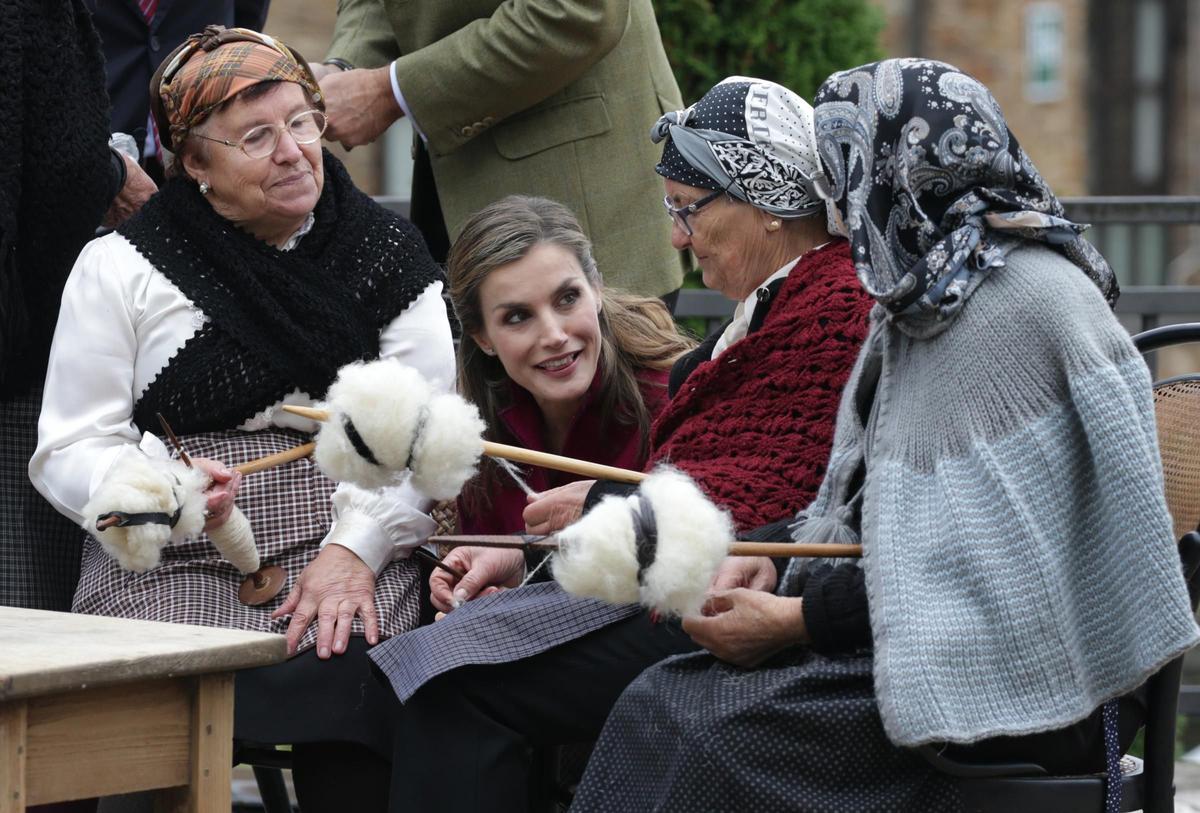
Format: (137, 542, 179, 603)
(387, 609, 700, 812)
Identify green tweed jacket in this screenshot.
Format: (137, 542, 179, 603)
(328, 0, 685, 297)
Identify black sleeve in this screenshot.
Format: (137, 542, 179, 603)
(235, 0, 271, 30)
(668, 326, 724, 397)
(583, 479, 637, 512)
(108, 146, 127, 204)
(801, 563, 871, 654)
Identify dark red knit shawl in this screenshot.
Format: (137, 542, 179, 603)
(647, 240, 871, 531)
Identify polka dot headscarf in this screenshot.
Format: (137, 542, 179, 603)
(650, 76, 829, 218)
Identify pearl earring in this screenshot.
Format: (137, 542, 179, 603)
(766, 219, 781, 232)
(199, 181, 210, 196)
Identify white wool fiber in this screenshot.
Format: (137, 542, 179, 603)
(207, 506, 259, 573)
(552, 494, 641, 605)
(409, 392, 486, 499)
(83, 453, 206, 573)
(315, 359, 431, 488)
(639, 466, 734, 617)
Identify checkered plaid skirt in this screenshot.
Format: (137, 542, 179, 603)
(72, 429, 421, 653)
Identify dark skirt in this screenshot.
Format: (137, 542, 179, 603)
(369, 581, 640, 702)
(72, 429, 422, 654)
(0, 385, 85, 610)
(572, 648, 960, 812)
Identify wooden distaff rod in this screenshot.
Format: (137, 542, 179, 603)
(234, 442, 316, 476)
(435, 535, 863, 559)
(279, 404, 646, 485)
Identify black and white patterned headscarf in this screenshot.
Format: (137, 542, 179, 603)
(813, 58, 1117, 323)
(651, 76, 829, 218)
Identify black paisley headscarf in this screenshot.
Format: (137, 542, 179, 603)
(813, 58, 1117, 326)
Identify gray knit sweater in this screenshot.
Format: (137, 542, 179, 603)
(781, 243, 1200, 747)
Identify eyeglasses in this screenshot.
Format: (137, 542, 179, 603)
(190, 109, 327, 159)
(662, 187, 725, 236)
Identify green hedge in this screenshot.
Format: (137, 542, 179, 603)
(652, 0, 885, 105)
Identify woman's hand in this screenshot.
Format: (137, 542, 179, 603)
(709, 555, 777, 593)
(523, 480, 595, 535)
(682, 588, 807, 668)
(429, 546, 525, 613)
(191, 457, 242, 533)
(272, 543, 378, 658)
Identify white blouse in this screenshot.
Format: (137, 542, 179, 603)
(29, 231, 457, 575)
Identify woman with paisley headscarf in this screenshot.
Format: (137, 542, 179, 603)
(29, 26, 453, 809)
(571, 59, 1200, 813)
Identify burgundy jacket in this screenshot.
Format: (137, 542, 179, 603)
(459, 368, 670, 534)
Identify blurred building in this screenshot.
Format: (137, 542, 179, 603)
(875, 0, 1198, 286)
(875, 0, 1193, 197)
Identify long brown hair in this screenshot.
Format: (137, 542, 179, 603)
(448, 195, 694, 511)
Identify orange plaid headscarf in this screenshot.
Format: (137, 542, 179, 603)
(151, 26, 323, 153)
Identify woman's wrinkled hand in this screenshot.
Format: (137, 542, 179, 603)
(522, 480, 595, 536)
(682, 588, 807, 668)
(191, 457, 241, 532)
(708, 555, 777, 593)
(429, 546, 525, 613)
(272, 543, 378, 658)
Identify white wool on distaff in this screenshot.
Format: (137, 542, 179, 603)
(408, 392, 486, 500)
(315, 359, 432, 489)
(638, 466, 734, 617)
(208, 506, 259, 574)
(553, 494, 641, 605)
(83, 452, 207, 573)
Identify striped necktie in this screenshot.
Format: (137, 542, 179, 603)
(138, 0, 157, 23)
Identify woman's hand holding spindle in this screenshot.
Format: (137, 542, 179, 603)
(429, 546, 525, 613)
(192, 457, 242, 532)
(522, 480, 595, 535)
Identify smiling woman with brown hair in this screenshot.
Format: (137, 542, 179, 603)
(28, 26, 454, 810)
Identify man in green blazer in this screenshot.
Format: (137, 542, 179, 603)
(317, 0, 685, 300)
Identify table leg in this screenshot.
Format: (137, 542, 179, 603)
(154, 673, 234, 813)
(0, 703, 27, 813)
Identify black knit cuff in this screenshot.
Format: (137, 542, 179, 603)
(108, 146, 128, 201)
(584, 479, 637, 512)
(802, 563, 872, 654)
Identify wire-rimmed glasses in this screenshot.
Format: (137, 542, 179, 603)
(191, 109, 327, 159)
(662, 187, 725, 236)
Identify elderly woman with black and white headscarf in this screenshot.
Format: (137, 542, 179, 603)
(570, 59, 1200, 813)
(365, 77, 873, 811)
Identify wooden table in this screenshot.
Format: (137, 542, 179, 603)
(0, 607, 286, 812)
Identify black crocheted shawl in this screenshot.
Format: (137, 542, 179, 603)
(0, 1, 116, 393)
(120, 150, 442, 434)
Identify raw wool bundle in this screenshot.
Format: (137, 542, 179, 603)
(554, 467, 735, 616)
(313, 358, 486, 499)
(83, 451, 207, 573)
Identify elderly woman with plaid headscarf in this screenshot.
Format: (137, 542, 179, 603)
(571, 59, 1200, 813)
(29, 26, 453, 808)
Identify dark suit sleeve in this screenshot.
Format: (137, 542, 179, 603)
(235, 0, 270, 30)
